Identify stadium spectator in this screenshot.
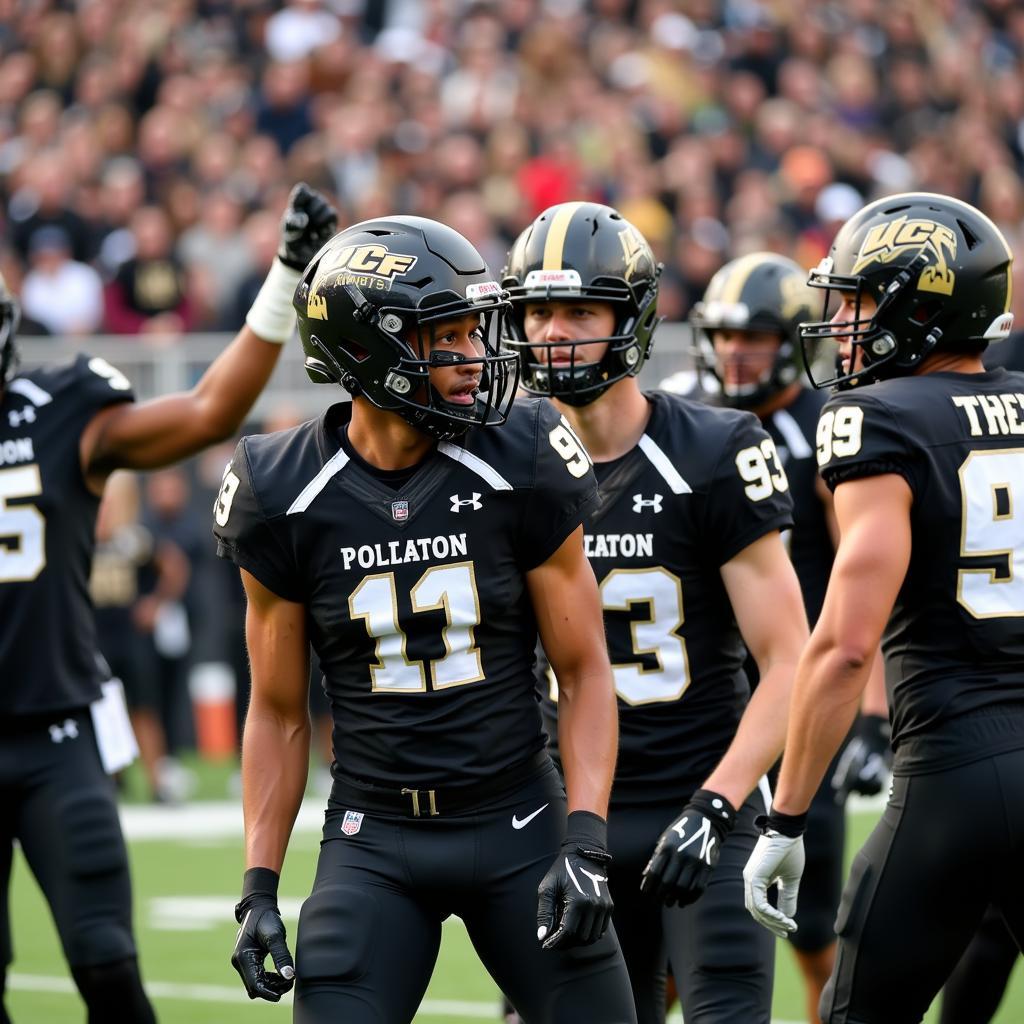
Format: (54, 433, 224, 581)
(0, 1, 1021, 333)
(104, 205, 192, 336)
(20, 225, 104, 336)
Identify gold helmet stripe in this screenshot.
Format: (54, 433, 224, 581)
(718, 252, 781, 305)
(542, 202, 586, 271)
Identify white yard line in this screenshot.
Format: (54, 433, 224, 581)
(8, 973, 802, 1022)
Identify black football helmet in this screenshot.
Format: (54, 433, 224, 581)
(0, 272, 20, 390)
(293, 216, 519, 440)
(501, 202, 662, 406)
(690, 252, 815, 409)
(801, 192, 1014, 389)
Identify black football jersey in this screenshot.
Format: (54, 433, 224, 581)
(0, 354, 135, 717)
(542, 391, 793, 807)
(983, 331, 1024, 372)
(214, 397, 597, 788)
(764, 387, 834, 625)
(817, 368, 1024, 771)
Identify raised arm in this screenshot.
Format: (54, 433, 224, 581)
(79, 185, 337, 487)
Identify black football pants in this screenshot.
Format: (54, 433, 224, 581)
(293, 762, 636, 1023)
(606, 791, 775, 1024)
(939, 903, 1019, 1024)
(821, 748, 1024, 1023)
(0, 711, 152, 1020)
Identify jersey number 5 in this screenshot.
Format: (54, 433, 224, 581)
(958, 449, 1024, 618)
(0, 465, 45, 582)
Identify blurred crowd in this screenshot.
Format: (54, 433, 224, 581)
(7, 0, 1024, 798)
(2, 0, 1024, 339)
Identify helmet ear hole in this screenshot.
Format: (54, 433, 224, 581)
(340, 339, 370, 363)
(910, 300, 942, 326)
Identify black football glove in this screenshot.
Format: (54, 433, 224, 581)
(276, 183, 338, 271)
(640, 789, 736, 907)
(832, 713, 892, 805)
(231, 867, 295, 1002)
(536, 811, 613, 950)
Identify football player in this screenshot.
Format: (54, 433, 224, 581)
(0, 183, 337, 1023)
(744, 193, 1024, 1023)
(684, 252, 890, 1024)
(937, 290, 1024, 1024)
(214, 216, 637, 1023)
(503, 202, 809, 1024)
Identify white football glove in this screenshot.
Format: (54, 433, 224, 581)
(742, 829, 805, 939)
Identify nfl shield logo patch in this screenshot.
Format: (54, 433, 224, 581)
(341, 810, 364, 836)
(391, 500, 409, 521)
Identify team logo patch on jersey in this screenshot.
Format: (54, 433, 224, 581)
(632, 493, 663, 513)
(341, 810, 364, 836)
(450, 493, 482, 512)
(391, 500, 410, 521)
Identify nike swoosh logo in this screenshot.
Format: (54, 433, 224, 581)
(512, 803, 549, 830)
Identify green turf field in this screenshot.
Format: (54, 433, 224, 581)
(8, 761, 1023, 1023)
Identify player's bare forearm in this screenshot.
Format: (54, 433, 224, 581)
(771, 641, 868, 814)
(239, 569, 311, 872)
(773, 473, 911, 814)
(528, 526, 618, 817)
(703, 655, 800, 809)
(83, 326, 283, 477)
(706, 531, 807, 808)
(240, 704, 311, 872)
(556, 664, 618, 816)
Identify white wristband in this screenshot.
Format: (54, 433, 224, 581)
(245, 259, 304, 344)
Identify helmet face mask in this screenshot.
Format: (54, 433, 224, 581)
(294, 217, 519, 441)
(800, 193, 1014, 391)
(689, 252, 814, 410)
(502, 204, 662, 406)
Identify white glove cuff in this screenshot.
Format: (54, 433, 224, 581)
(245, 259, 303, 345)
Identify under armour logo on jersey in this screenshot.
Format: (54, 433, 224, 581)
(673, 814, 716, 866)
(8, 406, 36, 428)
(632, 493, 663, 514)
(450, 493, 482, 512)
(48, 719, 79, 744)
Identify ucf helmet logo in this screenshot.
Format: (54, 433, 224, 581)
(851, 216, 957, 296)
(618, 226, 650, 281)
(307, 244, 420, 319)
